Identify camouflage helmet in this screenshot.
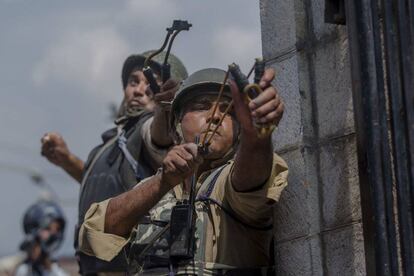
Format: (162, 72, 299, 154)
(121, 50, 188, 89)
(171, 68, 231, 125)
(22, 200, 66, 235)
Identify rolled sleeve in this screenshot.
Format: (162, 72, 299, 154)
(224, 153, 289, 225)
(78, 199, 129, 262)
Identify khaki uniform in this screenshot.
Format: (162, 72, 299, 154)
(79, 154, 288, 275)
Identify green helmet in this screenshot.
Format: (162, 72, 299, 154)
(171, 68, 232, 125)
(121, 50, 188, 89)
(141, 50, 188, 81)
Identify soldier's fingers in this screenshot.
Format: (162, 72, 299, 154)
(41, 141, 53, 153)
(257, 101, 284, 124)
(249, 87, 277, 110)
(251, 96, 281, 118)
(176, 145, 199, 169)
(163, 158, 177, 173)
(44, 133, 63, 146)
(182, 143, 198, 158)
(41, 148, 55, 159)
(154, 90, 176, 102)
(175, 147, 195, 167)
(47, 132, 61, 140)
(43, 138, 56, 147)
(259, 68, 275, 88)
(182, 143, 205, 165)
(171, 155, 191, 174)
(230, 79, 251, 116)
(41, 133, 50, 144)
(155, 80, 179, 102)
(162, 79, 179, 91)
(170, 144, 195, 159)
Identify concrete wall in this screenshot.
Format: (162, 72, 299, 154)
(260, 0, 366, 275)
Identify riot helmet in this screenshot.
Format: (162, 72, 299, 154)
(21, 200, 66, 254)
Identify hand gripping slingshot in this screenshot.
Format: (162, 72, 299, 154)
(199, 58, 276, 152)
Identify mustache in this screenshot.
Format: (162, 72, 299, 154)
(201, 126, 221, 137)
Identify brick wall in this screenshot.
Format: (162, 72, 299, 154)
(260, 0, 366, 274)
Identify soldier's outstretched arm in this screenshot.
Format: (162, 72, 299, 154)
(149, 79, 181, 148)
(230, 68, 284, 192)
(40, 132, 84, 183)
(105, 143, 201, 237)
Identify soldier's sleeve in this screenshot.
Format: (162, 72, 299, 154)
(140, 117, 169, 169)
(78, 199, 130, 262)
(218, 153, 289, 227)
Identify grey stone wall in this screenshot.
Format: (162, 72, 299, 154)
(260, 0, 366, 275)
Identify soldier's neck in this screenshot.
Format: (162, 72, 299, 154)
(197, 160, 213, 178)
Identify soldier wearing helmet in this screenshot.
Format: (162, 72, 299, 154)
(78, 67, 288, 275)
(40, 51, 188, 274)
(15, 200, 68, 276)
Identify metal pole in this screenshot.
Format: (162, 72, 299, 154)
(370, 0, 400, 273)
(345, 0, 392, 274)
(397, 0, 414, 227)
(381, 0, 414, 274)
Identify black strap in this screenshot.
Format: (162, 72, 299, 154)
(197, 196, 272, 231)
(197, 167, 226, 199)
(196, 167, 272, 231)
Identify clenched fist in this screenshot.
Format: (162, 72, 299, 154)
(230, 68, 284, 138)
(161, 143, 203, 189)
(40, 132, 71, 167)
(153, 78, 180, 105)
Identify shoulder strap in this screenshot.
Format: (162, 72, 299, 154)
(117, 130, 146, 180)
(196, 166, 226, 200)
(118, 112, 153, 181)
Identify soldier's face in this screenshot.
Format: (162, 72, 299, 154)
(124, 70, 156, 111)
(28, 220, 62, 261)
(180, 95, 235, 159)
(38, 220, 62, 242)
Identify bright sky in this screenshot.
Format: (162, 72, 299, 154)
(0, 0, 262, 257)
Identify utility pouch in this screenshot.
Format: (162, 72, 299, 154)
(169, 200, 195, 259)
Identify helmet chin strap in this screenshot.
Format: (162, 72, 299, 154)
(208, 121, 240, 169)
(174, 122, 184, 144)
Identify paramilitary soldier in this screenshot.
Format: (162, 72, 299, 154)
(40, 51, 188, 274)
(78, 67, 288, 275)
(16, 200, 68, 276)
